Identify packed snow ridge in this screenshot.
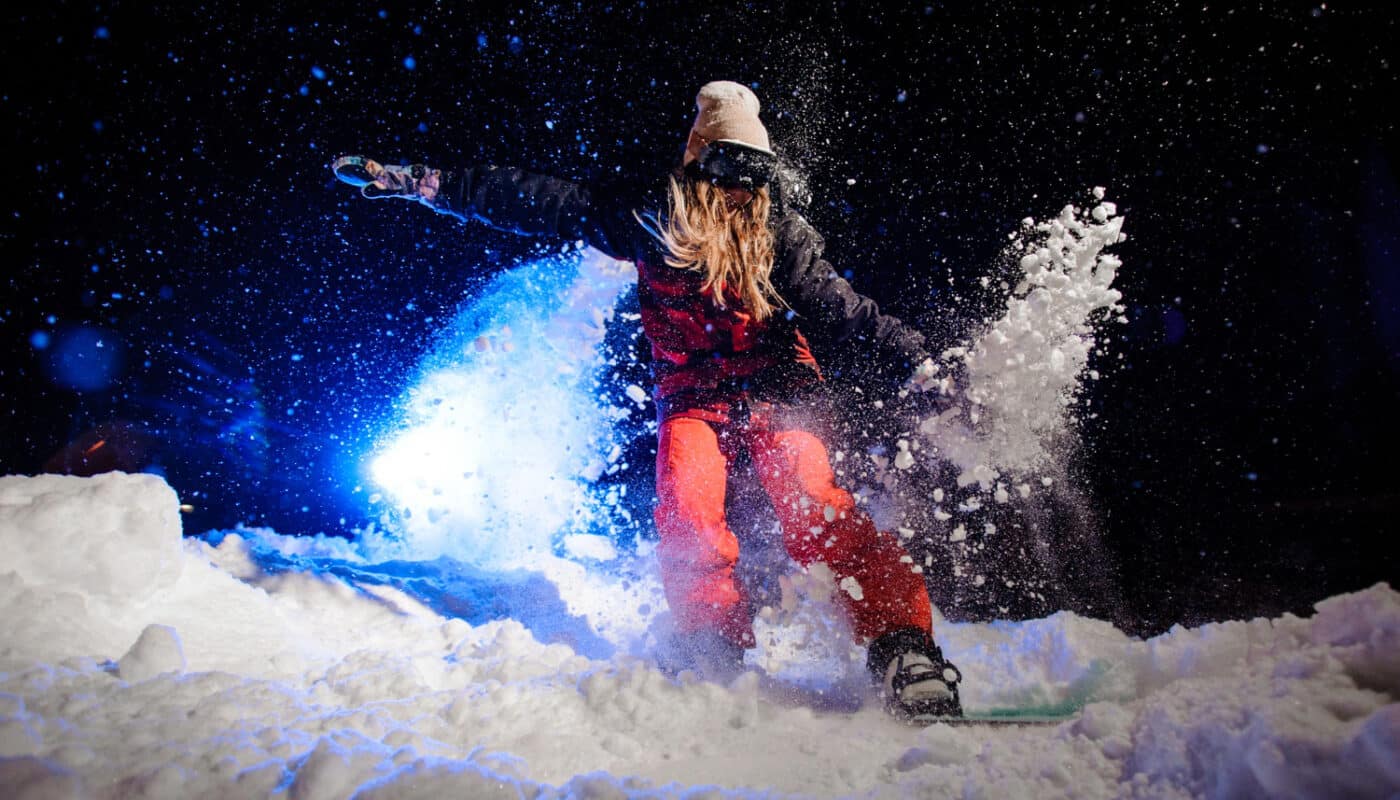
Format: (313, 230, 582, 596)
(2, 473, 1397, 799)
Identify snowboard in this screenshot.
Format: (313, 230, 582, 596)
(916, 708, 1078, 727)
(909, 659, 1111, 727)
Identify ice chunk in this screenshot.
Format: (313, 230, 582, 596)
(624, 383, 649, 407)
(893, 440, 915, 470)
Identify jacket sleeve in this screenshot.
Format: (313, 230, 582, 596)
(772, 213, 929, 381)
(431, 165, 649, 262)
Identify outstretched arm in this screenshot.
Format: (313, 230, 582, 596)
(437, 166, 649, 261)
(772, 213, 943, 391)
(332, 156, 648, 262)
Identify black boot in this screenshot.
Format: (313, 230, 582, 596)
(867, 628, 963, 723)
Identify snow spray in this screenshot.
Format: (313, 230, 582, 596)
(363, 190, 1126, 652)
(365, 249, 640, 569)
(855, 190, 1128, 621)
(917, 188, 1126, 484)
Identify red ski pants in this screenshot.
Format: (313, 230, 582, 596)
(654, 413, 934, 649)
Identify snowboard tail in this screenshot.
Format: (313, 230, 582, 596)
(926, 708, 1078, 726)
(915, 658, 1112, 726)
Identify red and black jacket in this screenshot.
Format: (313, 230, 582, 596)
(431, 165, 930, 417)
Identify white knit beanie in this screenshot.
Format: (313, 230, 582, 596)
(691, 81, 772, 153)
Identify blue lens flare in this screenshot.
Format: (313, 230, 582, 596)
(43, 326, 125, 391)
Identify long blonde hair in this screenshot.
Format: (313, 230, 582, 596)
(640, 176, 785, 322)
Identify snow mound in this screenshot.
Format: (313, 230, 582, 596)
(0, 472, 183, 602)
(1, 473, 1397, 798)
(116, 624, 187, 682)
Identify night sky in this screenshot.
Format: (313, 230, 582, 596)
(4, 1, 1397, 635)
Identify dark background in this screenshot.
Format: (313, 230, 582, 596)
(3, 1, 1396, 635)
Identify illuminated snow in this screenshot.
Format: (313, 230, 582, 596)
(915, 194, 1127, 483)
(5, 193, 1393, 797)
(366, 249, 638, 569)
(0, 472, 1396, 798)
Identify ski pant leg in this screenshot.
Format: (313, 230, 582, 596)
(746, 424, 933, 643)
(653, 416, 754, 648)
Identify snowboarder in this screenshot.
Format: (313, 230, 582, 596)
(334, 80, 963, 722)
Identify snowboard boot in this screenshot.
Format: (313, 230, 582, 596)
(332, 155, 444, 207)
(868, 628, 963, 724)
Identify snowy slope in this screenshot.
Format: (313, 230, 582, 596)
(1, 473, 1396, 799)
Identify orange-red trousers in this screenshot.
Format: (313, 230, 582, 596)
(654, 412, 934, 649)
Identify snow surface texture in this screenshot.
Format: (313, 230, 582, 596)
(2, 472, 1398, 799)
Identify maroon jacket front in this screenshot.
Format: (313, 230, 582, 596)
(634, 256, 820, 411)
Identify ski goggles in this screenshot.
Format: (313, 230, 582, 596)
(692, 139, 778, 191)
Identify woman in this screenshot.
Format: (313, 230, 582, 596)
(334, 81, 962, 722)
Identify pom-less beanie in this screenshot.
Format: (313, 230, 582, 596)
(690, 81, 772, 154)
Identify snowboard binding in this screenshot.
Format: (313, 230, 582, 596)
(884, 651, 963, 724)
(868, 628, 964, 725)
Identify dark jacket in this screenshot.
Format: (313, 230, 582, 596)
(432, 165, 929, 416)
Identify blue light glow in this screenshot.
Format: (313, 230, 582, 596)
(366, 250, 639, 569)
(44, 326, 124, 391)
